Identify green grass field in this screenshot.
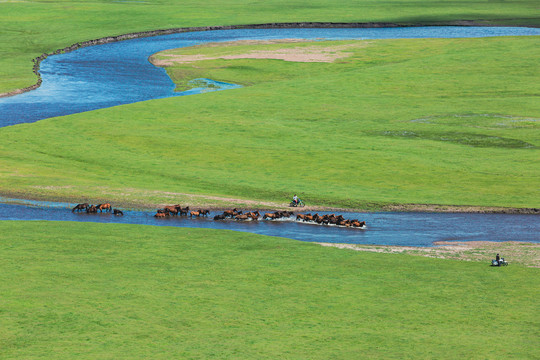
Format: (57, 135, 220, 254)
(1, 2, 539, 358)
(1, 221, 538, 359)
(1, 0, 539, 94)
(1, 36, 538, 209)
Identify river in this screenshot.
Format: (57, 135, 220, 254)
(0, 198, 538, 246)
(1, 26, 539, 245)
(1, 26, 539, 126)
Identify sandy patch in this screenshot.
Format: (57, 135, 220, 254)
(318, 241, 540, 268)
(152, 39, 362, 66)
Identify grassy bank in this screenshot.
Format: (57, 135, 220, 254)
(1, 0, 539, 94)
(0, 221, 538, 358)
(1, 36, 538, 209)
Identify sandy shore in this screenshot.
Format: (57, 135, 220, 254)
(319, 241, 540, 268)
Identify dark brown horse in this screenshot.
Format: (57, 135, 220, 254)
(177, 206, 190, 216)
(113, 209, 124, 216)
(200, 209, 210, 217)
(164, 206, 178, 216)
(86, 205, 98, 213)
(72, 203, 89, 212)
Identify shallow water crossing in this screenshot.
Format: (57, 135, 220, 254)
(0, 198, 538, 247)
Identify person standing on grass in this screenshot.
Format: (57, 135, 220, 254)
(293, 194, 299, 205)
(496, 253, 501, 265)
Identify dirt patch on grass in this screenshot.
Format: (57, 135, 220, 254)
(319, 241, 540, 267)
(151, 39, 362, 66)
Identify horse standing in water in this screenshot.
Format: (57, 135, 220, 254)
(72, 203, 89, 212)
(96, 203, 112, 213)
(87, 205, 98, 213)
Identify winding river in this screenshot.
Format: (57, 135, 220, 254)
(1, 26, 539, 245)
(1, 26, 540, 126)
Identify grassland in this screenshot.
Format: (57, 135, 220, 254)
(1, 36, 538, 209)
(0, 220, 537, 359)
(1, 0, 540, 94)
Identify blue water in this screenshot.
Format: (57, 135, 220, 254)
(0, 198, 538, 246)
(1, 27, 539, 245)
(1, 26, 539, 126)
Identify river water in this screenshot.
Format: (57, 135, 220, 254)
(1, 27, 539, 245)
(1, 26, 540, 126)
(0, 199, 538, 246)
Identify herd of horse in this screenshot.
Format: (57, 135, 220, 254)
(155, 206, 367, 228)
(72, 203, 123, 216)
(153, 205, 210, 218)
(72, 203, 366, 229)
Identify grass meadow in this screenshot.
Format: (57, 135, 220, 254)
(1, 0, 540, 94)
(1, 1, 539, 358)
(1, 36, 538, 209)
(1, 221, 538, 359)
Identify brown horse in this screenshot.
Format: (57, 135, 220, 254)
(263, 212, 278, 220)
(154, 212, 167, 218)
(190, 210, 201, 217)
(164, 206, 178, 216)
(177, 206, 190, 216)
(86, 205, 98, 213)
(223, 208, 240, 217)
(72, 203, 89, 212)
(200, 209, 210, 217)
(96, 203, 112, 212)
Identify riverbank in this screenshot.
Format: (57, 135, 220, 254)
(319, 241, 540, 268)
(1, 192, 539, 214)
(1, 21, 539, 99)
